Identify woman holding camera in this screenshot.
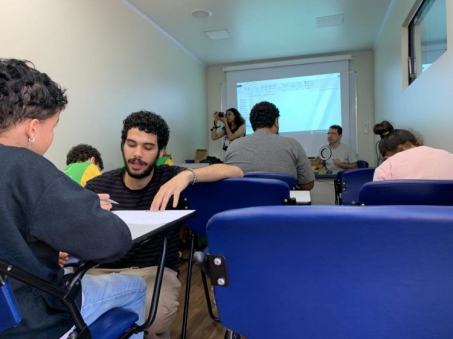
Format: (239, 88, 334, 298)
(211, 108, 246, 152)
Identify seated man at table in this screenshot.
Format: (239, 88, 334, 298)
(224, 101, 314, 190)
(318, 125, 357, 174)
(85, 110, 243, 339)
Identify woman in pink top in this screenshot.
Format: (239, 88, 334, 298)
(373, 121, 453, 181)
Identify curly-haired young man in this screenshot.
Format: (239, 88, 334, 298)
(85, 110, 243, 339)
(225, 101, 314, 190)
(0, 59, 146, 339)
(64, 144, 104, 187)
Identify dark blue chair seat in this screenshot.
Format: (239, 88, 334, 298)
(358, 180, 453, 205)
(206, 205, 453, 339)
(89, 308, 138, 339)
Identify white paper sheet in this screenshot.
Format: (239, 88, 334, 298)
(112, 210, 195, 241)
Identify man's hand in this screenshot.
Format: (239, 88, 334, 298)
(98, 193, 113, 211)
(151, 171, 192, 211)
(333, 159, 342, 167)
(59, 251, 69, 268)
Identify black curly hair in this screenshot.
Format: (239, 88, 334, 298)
(0, 59, 67, 132)
(373, 120, 421, 157)
(66, 144, 104, 171)
(121, 110, 170, 150)
(226, 108, 245, 129)
(249, 101, 280, 131)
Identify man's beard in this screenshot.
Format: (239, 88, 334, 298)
(123, 155, 157, 180)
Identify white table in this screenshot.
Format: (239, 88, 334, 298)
(290, 190, 311, 205)
(113, 210, 195, 243)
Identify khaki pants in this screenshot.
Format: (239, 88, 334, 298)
(89, 266, 181, 339)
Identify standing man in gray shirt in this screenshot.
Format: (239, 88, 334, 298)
(318, 125, 357, 174)
(225, 101, 314, 190)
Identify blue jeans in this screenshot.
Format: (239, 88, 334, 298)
(80, 273, 147, 339)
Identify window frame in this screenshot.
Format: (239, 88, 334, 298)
(407, 0, 446, 85)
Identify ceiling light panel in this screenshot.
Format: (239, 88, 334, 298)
(316, 14, 344, 28)
(204, 30, 231, 40)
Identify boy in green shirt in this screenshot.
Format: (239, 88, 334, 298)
(64, 144, 104, 187)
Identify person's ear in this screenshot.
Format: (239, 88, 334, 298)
(89, 156, 96, 164)
(274, 118, 279, 128)
(159, 149, 164, 157)
(26, 119, 40, 140)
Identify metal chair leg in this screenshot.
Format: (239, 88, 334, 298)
(181, 232, 195, 339)
(200, 269, 219, 322)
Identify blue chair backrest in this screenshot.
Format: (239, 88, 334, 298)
(358, 180, 453, 205)
(341, 168, 375, 205)
(0, 278, 22, 333)
(182, 178, 291, 237)
(357, 160, 369, 168)
(244, 172, 298, 190)
(207, 205, 453, 339)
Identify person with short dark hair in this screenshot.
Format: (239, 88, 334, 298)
(211, 108, 246, 152)
(373, 120, 453, 181)
(318, 124, 357, 174)
(86, 110, 243, 339)
(64, 144, 104, 187)
(225, 101, 314, 190)
(0, 59, 146, 339)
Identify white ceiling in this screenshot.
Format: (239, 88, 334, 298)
(127, 0, 393, 66)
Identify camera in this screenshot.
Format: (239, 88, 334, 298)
(218, 112, 225, 118)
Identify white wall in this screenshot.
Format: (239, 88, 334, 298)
(0, 0, 207, 170)
(374, 0, 453, 153)
(207, 52, 376, 165)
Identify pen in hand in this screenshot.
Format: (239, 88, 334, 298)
(105, 198, 119, 205)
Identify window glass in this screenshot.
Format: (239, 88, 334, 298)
(408, 0, 447, 84)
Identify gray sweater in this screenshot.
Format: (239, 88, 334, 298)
(0, 145, 132, 339)
(225, 130, 314, 185)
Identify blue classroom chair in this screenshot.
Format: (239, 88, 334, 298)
(0, 260, 139, 339)
(339, 168, 375, 205)
(358, 180, 453, 206)
(244, 172, 298, 190)
(203, 205, 453, 339)
(356, 160, 369, 168)
(180, 177, 295, 338)
(0, 231, 173, 339)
